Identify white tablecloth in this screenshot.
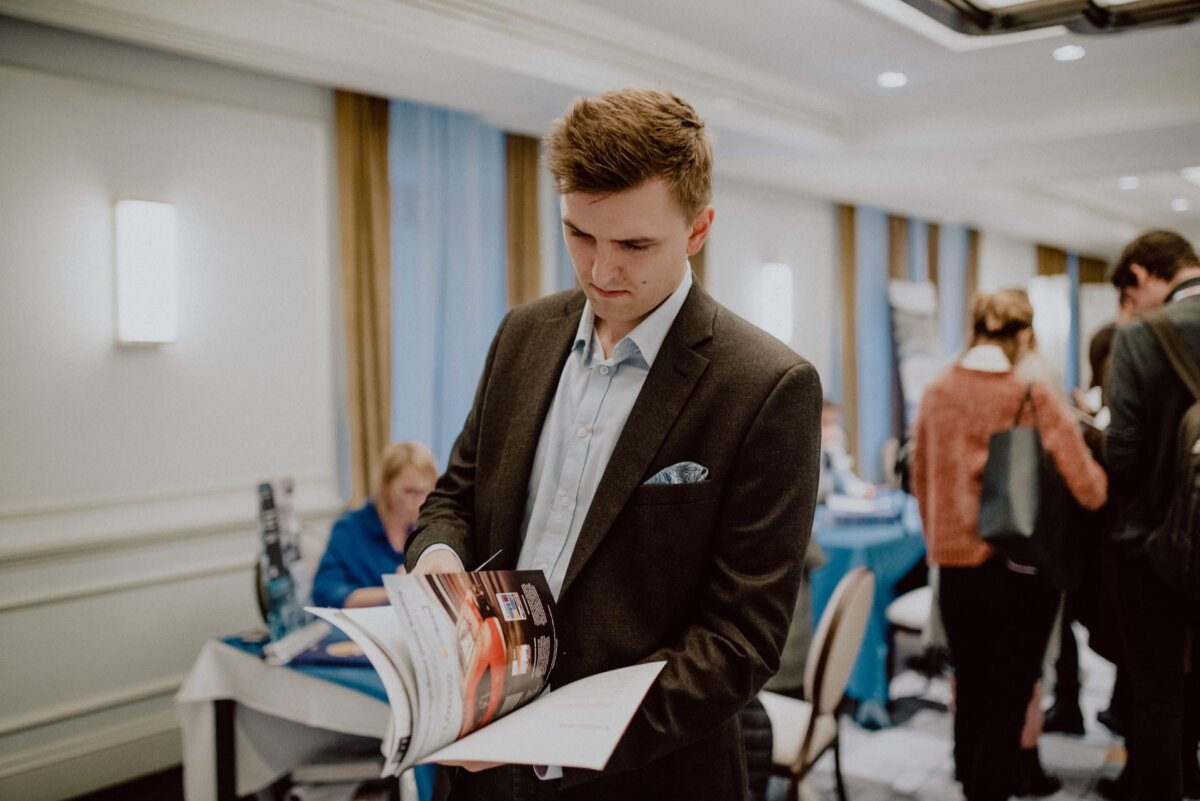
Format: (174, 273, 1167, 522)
(175, 640, 390, 801)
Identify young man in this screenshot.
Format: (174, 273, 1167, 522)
(406, 88, 823, 800)
(1105, 229, 1200, 801)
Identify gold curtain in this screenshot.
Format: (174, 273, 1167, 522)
(335, 90, 392, 505)
(1079, 255, 1108, 284)
(1036, 244, 1068, 276)
(888, 214, 909, 281)
(506, 134, 541, 308)
(837, 204, 859, 467)
(927, 223, 940, 286)
(964, 228, 980, 332)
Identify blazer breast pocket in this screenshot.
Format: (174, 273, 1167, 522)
(630, 478, 716, 507)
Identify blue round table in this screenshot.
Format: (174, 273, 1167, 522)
(809, 496, 926, 728)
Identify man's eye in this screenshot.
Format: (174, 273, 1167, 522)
(622, 242, 649, 252)
(568, 229, 592, 241)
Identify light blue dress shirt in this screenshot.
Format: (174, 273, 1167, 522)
(516, 267, 694, 598)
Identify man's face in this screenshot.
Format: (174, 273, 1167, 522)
(1124, 264, 1171, 314)
(561, 178, 712, 343)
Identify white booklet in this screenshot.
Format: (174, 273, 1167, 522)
(307, 570, 663, 775)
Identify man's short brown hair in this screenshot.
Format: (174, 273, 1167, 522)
(542, 88, 713, 219)
(1109, 229, 1199, 289)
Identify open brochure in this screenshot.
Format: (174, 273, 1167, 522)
(307, 570, 663, 775)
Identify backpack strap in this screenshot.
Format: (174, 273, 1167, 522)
(1144, 312, 1200, 402)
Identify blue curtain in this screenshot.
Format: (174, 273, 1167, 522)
(937, 224, 970, 358)
(389, 100, 507, 469)
(854, 207, 891, 483)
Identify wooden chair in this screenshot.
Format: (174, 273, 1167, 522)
(759, 566, 876, 801)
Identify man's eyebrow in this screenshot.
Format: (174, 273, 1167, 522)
(563, 219, 657, 246)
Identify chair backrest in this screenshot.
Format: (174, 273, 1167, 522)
(298, 529, 328, 584)
(803, 566, 876, 715)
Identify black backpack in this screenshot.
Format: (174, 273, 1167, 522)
(1143, 312, 1200, 604)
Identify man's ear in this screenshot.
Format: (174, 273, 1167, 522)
(1130, 263, 1149, 288)
(686, 206, 714, 256)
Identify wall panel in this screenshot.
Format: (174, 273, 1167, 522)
(0, 22, 341, 799)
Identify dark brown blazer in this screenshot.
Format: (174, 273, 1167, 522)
(407, 282, 823, 800)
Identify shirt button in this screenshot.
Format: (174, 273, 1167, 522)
(576, 427, 588, 439)
(558, 495, 571, 508)
(599, 365, 611, 376)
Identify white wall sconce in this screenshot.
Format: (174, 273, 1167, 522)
(759, 261, 794, 345)
(114, 199, 177, 345)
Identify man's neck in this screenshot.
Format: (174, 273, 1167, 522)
(594, 319, 626, 360)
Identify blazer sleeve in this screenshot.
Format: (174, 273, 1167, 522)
(1103, 325, 1145, 504)
(577, 360, 823, 783)
(404, 312, 511, 571)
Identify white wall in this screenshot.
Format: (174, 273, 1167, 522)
(0, 19, 342, 800)
(705, 180, 837, 385)
(977, 229, 1037, 293)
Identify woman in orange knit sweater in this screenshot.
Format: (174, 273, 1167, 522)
(912, 289, 1107, 801)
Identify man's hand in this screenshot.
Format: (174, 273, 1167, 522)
(411, 548, 466, 575)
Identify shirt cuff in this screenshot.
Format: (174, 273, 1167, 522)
(533, 765, 562, 780)
(414, 544, 465, 571)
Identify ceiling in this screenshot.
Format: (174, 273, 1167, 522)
(3, 0, 1199, 259)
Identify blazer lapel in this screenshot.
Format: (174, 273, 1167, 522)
(487, 295, 583, 567)
(559, 285, 716, 598)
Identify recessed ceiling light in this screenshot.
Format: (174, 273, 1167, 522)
(1172, 198, 1191, 212)
(1053, 44, 1086, 61)
(1183, 167, 1200, 188)
(1118, 176, 1140, 190)
(876, 71, 908, 88)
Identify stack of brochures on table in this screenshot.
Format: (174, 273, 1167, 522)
(825, 493, 904, 524)
(307, 570, 664, 776)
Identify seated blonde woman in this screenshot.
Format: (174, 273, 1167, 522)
(312, 442, 437, 608)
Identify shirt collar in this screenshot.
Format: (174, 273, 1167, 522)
(960, 344, 1012, 373)
(1166, 275, 1200, 303)
(573, 263, 693, 368)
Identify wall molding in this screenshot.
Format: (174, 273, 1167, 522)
(0, 476, 343, 566)
(0, 706, 180, 781)
(0, 673, 184, 738)
(0, 554, 255, 613)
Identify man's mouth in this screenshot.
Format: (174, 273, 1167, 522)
(592, 286, 628, 299)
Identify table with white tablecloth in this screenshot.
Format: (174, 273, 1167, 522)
(176, 637, 433, 801)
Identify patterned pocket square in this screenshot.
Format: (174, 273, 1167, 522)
(643, 461, 709, 486)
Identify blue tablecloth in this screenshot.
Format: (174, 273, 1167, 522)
(809, 497, 926, 728)
(223, 636, 436, 800)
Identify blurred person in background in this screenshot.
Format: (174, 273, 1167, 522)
(1104, 230, 1200, 801)
(312, 441, 437, 608)
(818, 399, 876, 501)
(912, 288, 1107, 801)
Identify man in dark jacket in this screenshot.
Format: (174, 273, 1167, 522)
(407, 88, 823, 800)
(1105, 229, 1200, 801)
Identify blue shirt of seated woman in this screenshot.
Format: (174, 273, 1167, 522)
(312, 442, 437, 608)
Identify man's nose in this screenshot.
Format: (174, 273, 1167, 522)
(592, 245, 621, 286)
